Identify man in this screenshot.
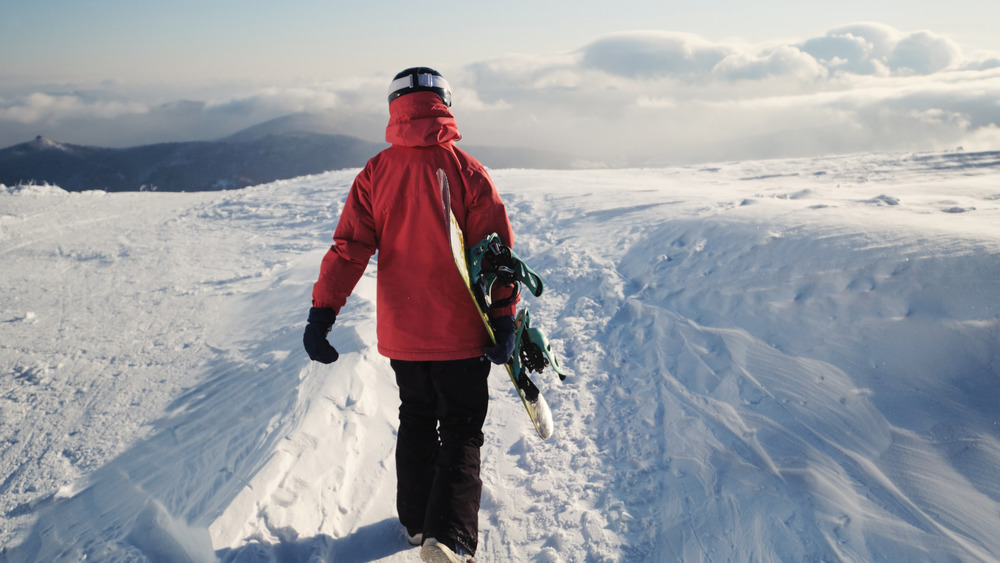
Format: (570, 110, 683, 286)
(303, 67, 517, 563)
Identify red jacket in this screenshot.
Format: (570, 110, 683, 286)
(312, 92, 516, 361)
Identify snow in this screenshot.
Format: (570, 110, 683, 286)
(2, 149, 1000, 562)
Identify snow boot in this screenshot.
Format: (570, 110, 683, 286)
(420, 537, 476, 563)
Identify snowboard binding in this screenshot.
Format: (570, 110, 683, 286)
(468, 233, 543, 314)
(469, 235, 570, 385)
(511, 309, 570, 385)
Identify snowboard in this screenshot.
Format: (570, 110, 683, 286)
(438, 168, 567, 440)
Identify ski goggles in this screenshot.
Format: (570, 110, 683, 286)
(387, 72, 452, 107)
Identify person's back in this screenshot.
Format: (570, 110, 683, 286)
(304, 67, 518, 562)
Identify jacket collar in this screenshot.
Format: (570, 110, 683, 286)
(385, 92, 462, 147)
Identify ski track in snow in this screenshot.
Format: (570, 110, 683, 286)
(2, 150, 1000, 562)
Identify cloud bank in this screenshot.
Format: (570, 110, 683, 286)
(454, 22, 1000, 164)
(2, 22, 999, 166)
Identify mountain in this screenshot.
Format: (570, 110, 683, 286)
(0, 132, 388, 192)
(0, 114, 579, 192)
(220, 112, 388, 143)
(3, 150, 1000, 561)
(227, 112, 580, 170)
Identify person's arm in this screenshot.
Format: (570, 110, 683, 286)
(312, 167, 377, 312)
(305, 167, 377, 363)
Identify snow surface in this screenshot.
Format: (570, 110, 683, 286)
(2, 150, 1000, 562)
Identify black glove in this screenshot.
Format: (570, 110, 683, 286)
(483, 316, 517, 364)
(303, 307, 339, 364)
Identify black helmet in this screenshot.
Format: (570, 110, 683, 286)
(387, 67, 452, 107)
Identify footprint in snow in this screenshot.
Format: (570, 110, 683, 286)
(862, 195, 900, 206)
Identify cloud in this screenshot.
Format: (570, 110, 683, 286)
(712, 45, 828, 81)
(0, 92, 150, 123)
(461, 53, 586, 106)
(887, 31, 961, 74)
(0, 80, 390, 148)
(453, 23, 1000, 164)
(580, 31, 730, 79)
(800, 23, 962, 76)
(1, 22, 998, 166)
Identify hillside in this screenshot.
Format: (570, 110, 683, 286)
(2, 150, 1000, 561)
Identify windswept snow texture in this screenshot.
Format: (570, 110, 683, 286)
(2, 150, 1000, 562)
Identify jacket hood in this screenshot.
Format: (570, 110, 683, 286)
(385, 92, 462, 147)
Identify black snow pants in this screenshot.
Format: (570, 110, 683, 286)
(392, 356, 490, 556)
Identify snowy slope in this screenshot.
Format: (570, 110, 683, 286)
(2, 150, 1000, 562)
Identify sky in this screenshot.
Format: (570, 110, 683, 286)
(2, 0, 1000, 165)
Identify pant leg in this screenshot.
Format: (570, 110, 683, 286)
(391, 357, 490, 555)
(425, 357, 490, 555)
(393, 360, 439, 537)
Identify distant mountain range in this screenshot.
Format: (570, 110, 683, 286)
(0, 113, 578, 192)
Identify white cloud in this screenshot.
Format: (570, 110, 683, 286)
(2, 23, 998, 165)
(455, 23, 1000, 163)
(580, 31, 730, 79)
(887, 31, 961, 74)
(712, 45, 829, 81)
(634, 96, 678, 109)
(453, 88, 513, 112)
(960, 52, 1000, 71)
(0, 81, 391, 147)
(801, 28, 890, 76)
(0, 92, 150, 123)
(822, 22, 901, 59)
(460, 52, 585, 106)
(959, 123, 1000, 150)
(800, 23, 962, 76)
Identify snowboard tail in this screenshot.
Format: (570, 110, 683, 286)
(438, 169, 566, 440)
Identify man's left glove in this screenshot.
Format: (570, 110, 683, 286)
(303, 307, 339, 364)
(483, 315, 517, 364)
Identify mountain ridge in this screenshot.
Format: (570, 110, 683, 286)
(0, 113, 579, 192)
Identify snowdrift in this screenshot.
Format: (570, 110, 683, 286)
(2, 150, 999, 562)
